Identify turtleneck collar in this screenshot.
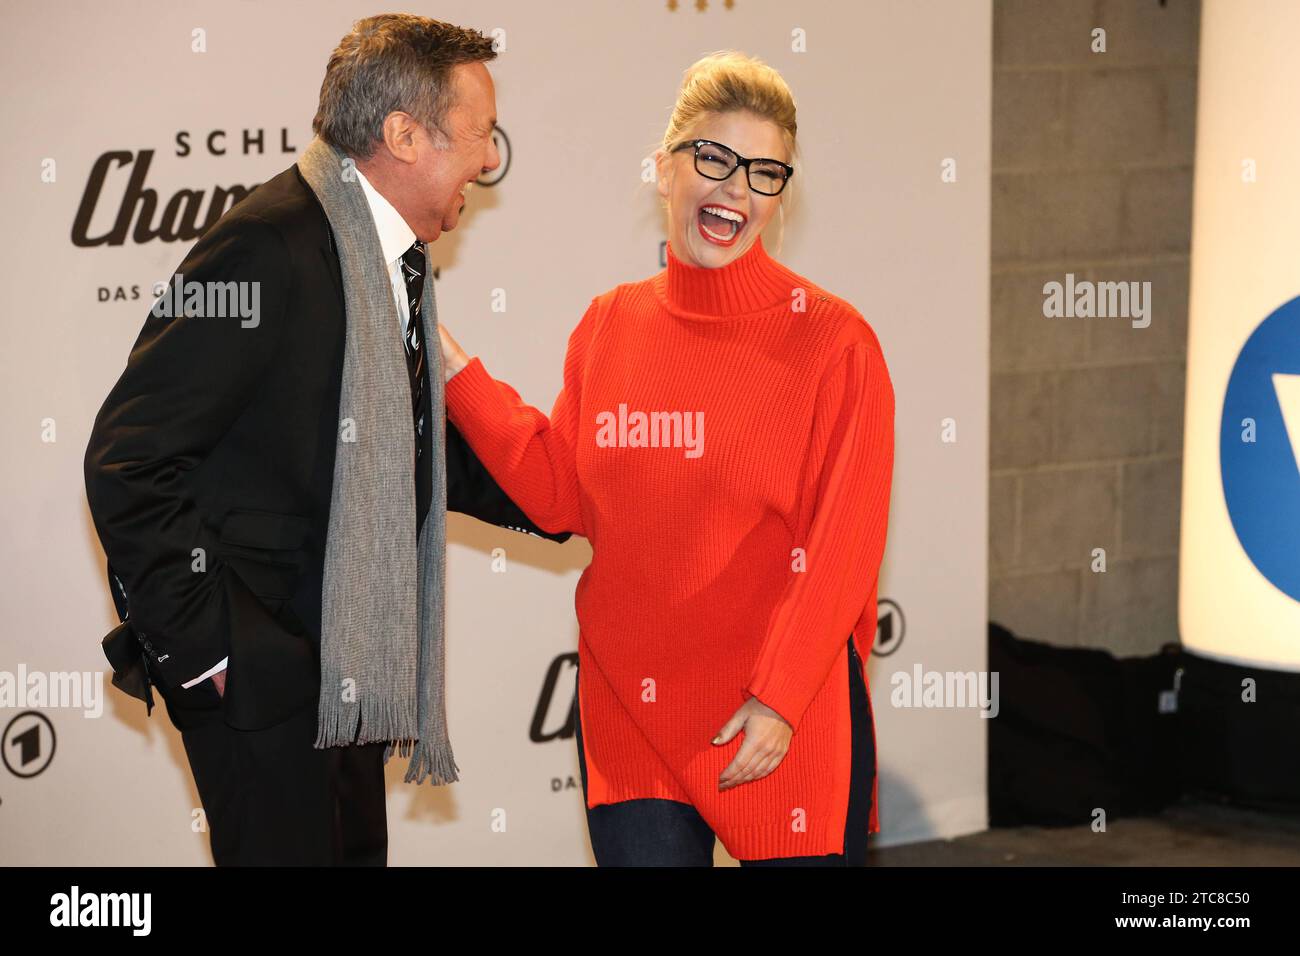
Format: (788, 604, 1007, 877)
(658, 236, 794, 319)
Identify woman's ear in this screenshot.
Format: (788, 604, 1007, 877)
(654, 149, 670, 199)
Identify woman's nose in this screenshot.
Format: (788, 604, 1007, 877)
(722, 168, 750, 199)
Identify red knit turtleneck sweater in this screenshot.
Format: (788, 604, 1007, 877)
(445, 236, 895, 859)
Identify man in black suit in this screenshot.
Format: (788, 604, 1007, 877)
(85, 15, 556, 865)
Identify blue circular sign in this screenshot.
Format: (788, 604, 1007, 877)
(1220, 296, 1300, 601)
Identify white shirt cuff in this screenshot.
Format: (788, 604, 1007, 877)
(181, 657, 228, 689)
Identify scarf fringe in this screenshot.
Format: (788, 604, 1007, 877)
(314, 691, 460, 786)
(314, 694, 415, 747)
(386, 737, 461, 786)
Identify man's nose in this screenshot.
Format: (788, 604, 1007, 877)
(482, 134, 502, 174)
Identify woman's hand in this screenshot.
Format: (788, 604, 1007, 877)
(713, 696, 793, 791)
(437, 323, 471, 383)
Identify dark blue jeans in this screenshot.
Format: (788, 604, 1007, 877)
(575, 637, 875, 866)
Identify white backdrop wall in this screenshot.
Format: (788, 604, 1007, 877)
(0, 0, 990, 864)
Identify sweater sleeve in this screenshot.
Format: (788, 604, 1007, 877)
(443, 297, 598, 537)
(743, 333, 895, 732)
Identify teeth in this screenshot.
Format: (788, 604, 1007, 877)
(702, 205, 744, 223)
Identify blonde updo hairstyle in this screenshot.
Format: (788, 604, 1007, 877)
(658, 51, 800, 250)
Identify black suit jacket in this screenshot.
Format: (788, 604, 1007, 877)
(85, 164, 566, 731)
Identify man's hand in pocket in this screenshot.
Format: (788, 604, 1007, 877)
(211, 670, 226, 698)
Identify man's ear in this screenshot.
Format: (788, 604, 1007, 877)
(380, 111, 419, 165)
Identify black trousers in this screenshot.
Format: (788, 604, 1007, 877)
(153, 669, 388, 866)
(575, 636, 875, 866)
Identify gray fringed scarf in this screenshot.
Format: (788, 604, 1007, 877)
(297, 136, 457, 786)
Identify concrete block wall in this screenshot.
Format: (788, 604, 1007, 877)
(990, 0, 1200, 652)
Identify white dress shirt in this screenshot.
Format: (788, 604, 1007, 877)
(181, 167, 420, 689)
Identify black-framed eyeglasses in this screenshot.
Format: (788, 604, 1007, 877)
(670, 138, 794, 196)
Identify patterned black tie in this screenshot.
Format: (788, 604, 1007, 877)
(400, 240, 433, 532)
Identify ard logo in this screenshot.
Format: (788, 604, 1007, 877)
(3, 710, 56, 779)
(476, 126, 511, 187)
(873, 598, 905, 656)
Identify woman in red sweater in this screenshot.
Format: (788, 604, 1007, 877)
(439, 52, 895, 865)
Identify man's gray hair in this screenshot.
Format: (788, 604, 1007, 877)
(313, 14, 497, 159)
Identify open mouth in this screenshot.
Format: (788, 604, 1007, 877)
(697, 203, 746, 245)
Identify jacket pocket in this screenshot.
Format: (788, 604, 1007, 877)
(217, 509, 312, 600)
